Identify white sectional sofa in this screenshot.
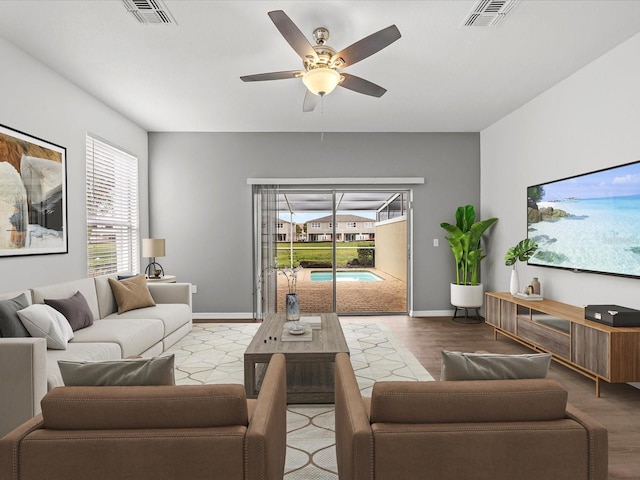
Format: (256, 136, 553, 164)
(0, 274, 192, 437)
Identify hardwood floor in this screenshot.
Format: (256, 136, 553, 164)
(341, 315, 640, 480)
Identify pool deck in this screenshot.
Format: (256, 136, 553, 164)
(276, 267, 407, 314)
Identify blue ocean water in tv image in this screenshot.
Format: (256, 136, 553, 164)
(528, 162, 640, 277)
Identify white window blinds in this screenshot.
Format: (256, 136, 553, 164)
(86, 135, 139, 277)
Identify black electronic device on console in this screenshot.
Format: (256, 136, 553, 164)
(584, 304, 640, 327)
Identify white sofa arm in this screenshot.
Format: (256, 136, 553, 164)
(0, 338, 47, 437)
(147, 283, 192, 309)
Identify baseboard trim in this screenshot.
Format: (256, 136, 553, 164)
(193, 312, 254, 321)
(410, 310, 455, 317)
(195, 311, 462, 320)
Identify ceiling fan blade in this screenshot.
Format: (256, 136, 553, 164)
(303, 89, 318, 112)
(240, 70, 303, 82)
(339, 73, 387, 97)
(268, 10, 319, 63)
(332, 25, 401, 68)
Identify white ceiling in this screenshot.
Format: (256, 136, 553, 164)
(2, 0, 640, 133)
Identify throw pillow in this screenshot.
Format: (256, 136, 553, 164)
(440, 350, 552, 381)
(58, 355, 175, 386)
(44, 291, 94, 331)
(17, 304, 74, 350)
(0, 293, 31, 338)
(108, 274, 156, 314)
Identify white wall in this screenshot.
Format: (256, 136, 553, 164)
(0, 38, 149, 293)
(148, 132, 480, 316)
(481, 32, 640, 309)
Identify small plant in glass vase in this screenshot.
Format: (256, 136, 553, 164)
(279, 265, 304, 332)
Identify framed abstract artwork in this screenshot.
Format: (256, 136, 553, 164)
(0, 124, 67, 257)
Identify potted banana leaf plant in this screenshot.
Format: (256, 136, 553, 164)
(440, 205, 497, 308)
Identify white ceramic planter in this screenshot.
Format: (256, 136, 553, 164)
(450, 283, 484, 308)
(509, 267, 519, 295)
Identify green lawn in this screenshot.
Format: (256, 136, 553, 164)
(276, 241, 374, 267)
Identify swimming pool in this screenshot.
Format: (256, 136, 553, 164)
(310, 271, 383, 282)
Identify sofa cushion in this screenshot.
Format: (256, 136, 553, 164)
(44, 291, 93, 331)
(58, 355, 175, 386)
(108, 275, 156, 314)
(69, 318, 164, 358)
(440, 350, 552, 381)
(94, 274, 120, 318)
(0, 293, 31, 338)
(103, 303, 191, 337)
(0, 289, 32, 303)
(370, 378, 568, 424)
(46, 342, 122, 389)
(17, 304, 74, 350)
(31, 278, 100, 322)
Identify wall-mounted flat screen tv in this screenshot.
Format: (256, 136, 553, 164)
(527, 160, 640, 278)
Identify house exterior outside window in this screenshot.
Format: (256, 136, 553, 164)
(276, 219, 296, 242)
(305, 214, 375, 242)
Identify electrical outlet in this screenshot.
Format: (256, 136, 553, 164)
(191, 284, 197, 294)
(433, 238, 439, 247)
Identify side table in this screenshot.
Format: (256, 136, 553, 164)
(146, 275, 176, 283)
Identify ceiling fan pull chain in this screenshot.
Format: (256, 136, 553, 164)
(321, 96, 325, 142)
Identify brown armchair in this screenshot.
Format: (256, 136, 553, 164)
(0, 353, 287, 480)
(334, 352, 607, 480)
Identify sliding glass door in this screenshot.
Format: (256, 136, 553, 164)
(252, 184, 278, 320)
(335, 191, 409, 314)
(253, 186, 411, 317)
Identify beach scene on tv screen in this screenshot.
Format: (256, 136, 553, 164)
(527, 161, 640, 277)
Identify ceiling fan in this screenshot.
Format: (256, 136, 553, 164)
(240, 10, 401, 112)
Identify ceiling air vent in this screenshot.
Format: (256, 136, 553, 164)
(462, 0, 519, 27)
(122, 0, 176, 25)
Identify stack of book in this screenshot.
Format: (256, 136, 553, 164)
(300, 316, 322, 329)
(513, 292, 543, 301)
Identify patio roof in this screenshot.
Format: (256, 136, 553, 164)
(277, 192, 399, 213)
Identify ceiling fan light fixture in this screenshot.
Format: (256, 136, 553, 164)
(302, 68, 341, 96)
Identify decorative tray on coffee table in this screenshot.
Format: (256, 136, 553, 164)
(282, 322, 312, 341)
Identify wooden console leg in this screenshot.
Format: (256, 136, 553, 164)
(595, 377, 601, 398)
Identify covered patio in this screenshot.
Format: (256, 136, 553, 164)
(271, 190, 409, 315)
(275, 268, 407, 315)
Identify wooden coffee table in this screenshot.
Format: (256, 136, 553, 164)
(244, 313, 349, 403)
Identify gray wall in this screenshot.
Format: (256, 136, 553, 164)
(0, 38, 149, 293)
(148, 132, 480, 316)
(481, 32, 640, 309)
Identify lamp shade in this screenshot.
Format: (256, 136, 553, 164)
(142, 238, 165, 258)
(302, 68, 341, 96)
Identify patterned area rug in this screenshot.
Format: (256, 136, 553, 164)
(165, 322, 433, 479)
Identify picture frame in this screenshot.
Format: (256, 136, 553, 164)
(0, 124, 67, 257)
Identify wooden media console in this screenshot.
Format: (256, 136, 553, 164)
(485, 292, 640, 396)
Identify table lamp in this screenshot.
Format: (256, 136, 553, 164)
(142, 238, 165, 278)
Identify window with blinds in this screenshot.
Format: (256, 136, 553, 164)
(86, 135, 139, 277)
